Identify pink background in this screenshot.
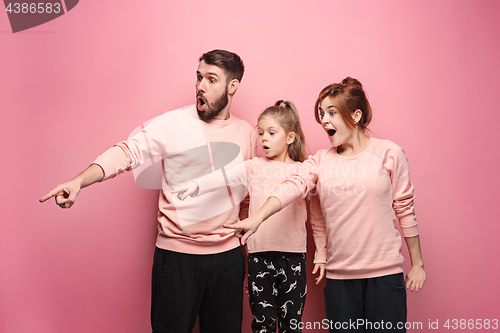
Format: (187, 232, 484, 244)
(1, 0, 499, 332)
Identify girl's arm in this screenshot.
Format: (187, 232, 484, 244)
(172, 160, 249, 200)
(404, 235, 426, 292)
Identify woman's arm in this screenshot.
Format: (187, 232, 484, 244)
(224, 196, 282, 245)
(386, 144, 426, 291)
(309, 193, 327, 284)
(404, 235, 426, 292)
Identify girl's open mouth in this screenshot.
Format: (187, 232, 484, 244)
(327, 129, 336, 137)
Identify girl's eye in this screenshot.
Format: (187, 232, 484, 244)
(197, 76, 202, 81)
(270, 132, 275, 135)
(319, 112, 324, 118)
(330, 111, 336, 116)
(210, 78, 216, 83)
(258, 132, 263, 136)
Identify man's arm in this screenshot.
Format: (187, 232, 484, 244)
(39, 163, 104, 208)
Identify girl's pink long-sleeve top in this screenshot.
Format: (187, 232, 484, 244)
(272, 138, 419, 279)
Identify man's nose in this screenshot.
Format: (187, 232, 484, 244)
(197, 79, 206, 93)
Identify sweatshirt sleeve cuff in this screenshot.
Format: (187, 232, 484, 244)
(93, 146, 131, 181)
(401, 223, 419, 238)
(313, 254, 327, 264)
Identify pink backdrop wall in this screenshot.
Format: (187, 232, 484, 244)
(1, 1, 499, 332)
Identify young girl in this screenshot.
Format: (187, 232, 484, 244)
(227, 78, 426, 333)
(173, 101, 326, 333)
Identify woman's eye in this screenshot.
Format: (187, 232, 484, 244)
(330, 111, 336, 116)
(210, 78, 216, 83)
(258, 132, 263, 136)
(319, 112, 324, 118)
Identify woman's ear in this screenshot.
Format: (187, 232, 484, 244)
(352, 109, 362, 124)
(287, 132, 296, 145)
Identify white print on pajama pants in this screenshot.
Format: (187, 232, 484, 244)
(248, 252, 307, 333)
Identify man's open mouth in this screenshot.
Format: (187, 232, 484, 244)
(197, 96, 206, 111)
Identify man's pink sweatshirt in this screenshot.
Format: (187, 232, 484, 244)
(93, 105, 257, 254)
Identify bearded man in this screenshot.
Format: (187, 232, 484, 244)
(40, 50, 257, 333)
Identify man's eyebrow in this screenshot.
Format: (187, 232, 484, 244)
(197, 70, 219, 77)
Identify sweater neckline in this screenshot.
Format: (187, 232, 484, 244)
(208, 112, 234, 126)
(259, 157, 299, 165)
(333, 137, 374, 160)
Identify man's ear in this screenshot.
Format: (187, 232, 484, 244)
(227, 79, 240, 95)
(287, 132, 296, 145)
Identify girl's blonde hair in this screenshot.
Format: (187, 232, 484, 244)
(258, 100, 306, 162)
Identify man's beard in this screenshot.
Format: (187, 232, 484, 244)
(197, 88, 229, 122)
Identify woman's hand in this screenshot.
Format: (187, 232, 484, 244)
(171, 181, 199, 200)
(405, 265, 426, 292)
(224, 215, 264, 245)
(224, 197, 282, 245)
(312, 263, 326, 285)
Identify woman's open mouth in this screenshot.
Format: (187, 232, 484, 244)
(327, 129, 336, 138)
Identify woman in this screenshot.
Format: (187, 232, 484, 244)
(226, 77, 426, 332)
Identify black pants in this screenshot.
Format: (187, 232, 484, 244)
(248, 252, 307, 333)
(324, 273, 407, 333)
(151, 247, 245, 333)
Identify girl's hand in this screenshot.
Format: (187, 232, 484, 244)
(405, 265, 426, 292)
(312, 263, 326, 285)
(171, 181, 199, 200)
(224, 216, 263, 245)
